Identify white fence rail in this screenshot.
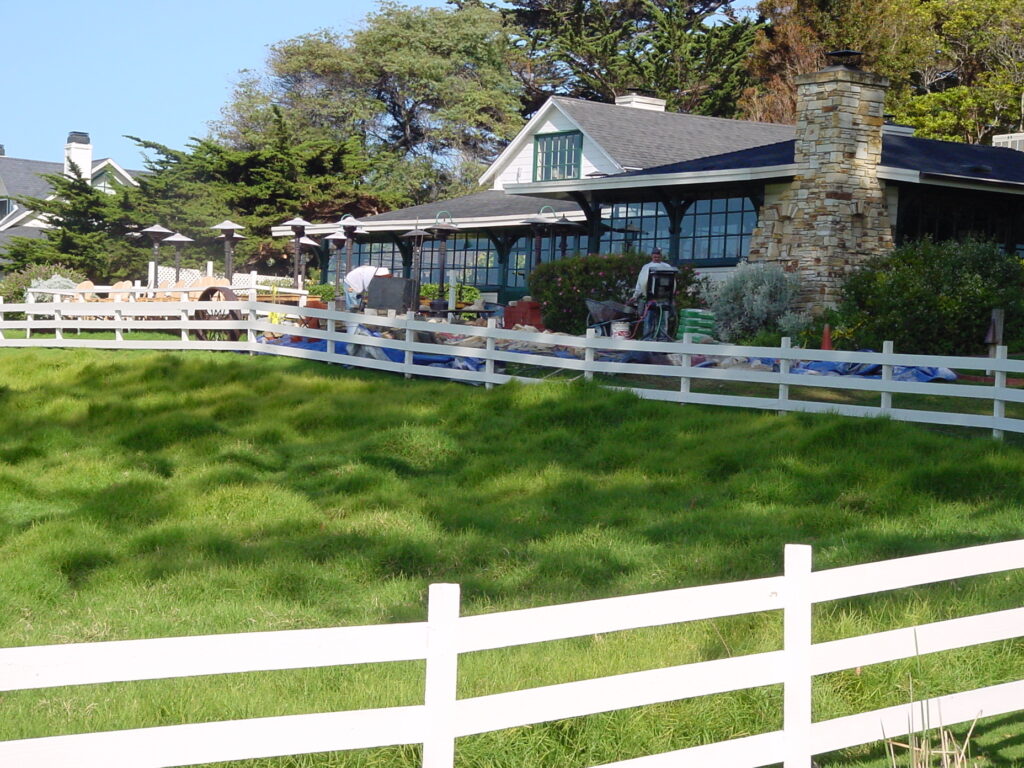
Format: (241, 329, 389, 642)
(1, 298, 1023, 438)
(1, 540, 1022, 767)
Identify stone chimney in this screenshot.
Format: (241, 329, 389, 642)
(747, 54, 894, 310)
(614, 93, 667, 112)
(64, 131, 93, 182)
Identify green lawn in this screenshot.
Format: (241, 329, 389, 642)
(0, 347, 1022, 767)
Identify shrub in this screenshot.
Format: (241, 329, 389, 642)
(707, 262, 800, 342)
(529, 253, 697, 334)
(419, 283, 481, 303)
(0, 263, 87, 304)
(307, 283, 336, 302)
(839, 238, 1024, 355)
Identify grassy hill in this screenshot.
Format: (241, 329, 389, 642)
(0, 347, 1022, 767)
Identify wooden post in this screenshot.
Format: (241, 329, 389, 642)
(327, 300, 338, 361)
(114, 307, 124, 343)
(404, 310, 415, 379)
(25, 290, 34, 340)
(778, 337, 791, 414)
(584, 327, 596, 382)
(54, 295, 63, 341)
(423, 583, 460, 768)
(0, 296, 5, 340)
(881, 341, 894, 415)
(180, 307, 189, 343)
(783, 544, 813, 768)
(485, 318, 497, 389)
(993, 344, 1007, 441)
(679, 331, 693, 402)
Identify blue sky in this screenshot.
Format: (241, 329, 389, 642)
(2, 0, 448, 168)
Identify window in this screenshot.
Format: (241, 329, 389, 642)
(534, 131, 583, 182)
(678, 196, 756, 265)
(0, 198, 11, 219)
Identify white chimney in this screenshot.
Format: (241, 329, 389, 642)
(614, 93, 666, 112)
(64, 131, 93, 182)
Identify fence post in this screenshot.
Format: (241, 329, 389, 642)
(778, 337, 791, 414)
(54, 295, 63, 341)
(26, 290, 34, 339)
(115, 306, 124, 343)
(207, 261, 214, 277)
(327, 301, 338, 361)
(423, 583, 460, 768)
(784, 544, 814, 768)
(247, 293, 257, 351)
(0, 296, 5, 340)
(880, 341, 893, 415)
(404, 311, 415, 379)
(485, 318, 497, 389)
(993, 344, 1007, 441)
(584, 328, 596, 382)
(679, 331, 693, 402)
(180, 307, 189, 343)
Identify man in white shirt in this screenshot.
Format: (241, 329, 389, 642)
(631, 248, 676, 302)
(343, 265, 390, 309)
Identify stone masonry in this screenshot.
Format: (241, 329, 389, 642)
(747, 66, 895, 311)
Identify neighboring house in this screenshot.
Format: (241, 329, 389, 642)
(276, 57, 1021, 309)
(0, 132, 140, 257)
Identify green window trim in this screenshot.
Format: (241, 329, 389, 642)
(533, 131, 583, 182)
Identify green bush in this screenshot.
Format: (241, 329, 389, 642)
(839, 238, 1024, 355)
(419, 283, 481, 303)
(707, 262, 800, 342)
(0, 263, 87, 304)
(529, 253, 697, 334)
(307, 283, 336, 302)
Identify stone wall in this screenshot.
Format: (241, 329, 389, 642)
(747, 67, 895, 311)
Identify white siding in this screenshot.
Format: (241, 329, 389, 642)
(491, 111, 620, 190)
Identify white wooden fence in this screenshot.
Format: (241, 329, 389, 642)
(1, 540, 1022, 767)
(1, 298, 1023, 438)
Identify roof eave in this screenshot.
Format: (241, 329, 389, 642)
(504, 164, 799, 197)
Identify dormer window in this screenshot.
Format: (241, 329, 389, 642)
(0, 198, 11, 219)
(534, 131, 582, 182)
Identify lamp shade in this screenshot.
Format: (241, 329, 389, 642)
(211, 219, 245, 232)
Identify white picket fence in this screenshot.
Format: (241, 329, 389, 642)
(1, 298, 1023, 438)
(1, 540, 1022, 767)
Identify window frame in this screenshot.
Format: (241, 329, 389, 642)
(533, 131, 584, 183)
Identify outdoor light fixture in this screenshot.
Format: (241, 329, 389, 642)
(281, 217, 312, 287)
(400, 227, 433, 303)
(521, 205, 558, 269)
(336, 215, 365, 283)
(427, 213, 460, 311)
(162, 232, 194, 284)
(552, 215, 587, 260)
(325, 230, 348, 295)
(211, 220, 245, 283)
(141, 224, 173, 285)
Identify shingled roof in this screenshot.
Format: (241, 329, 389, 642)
(0, 156, 64, 200)
(619, 133, 1024, 188)
(362, 190, 580, 225)
(552, 97, 795, 170)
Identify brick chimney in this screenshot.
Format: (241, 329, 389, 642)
(747, 54, 894, 310)
(64, 131, 93, 182)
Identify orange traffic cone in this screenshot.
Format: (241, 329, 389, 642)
(821, 323, 833, 350)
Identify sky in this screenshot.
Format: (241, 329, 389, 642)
(2, 0, 449, 169)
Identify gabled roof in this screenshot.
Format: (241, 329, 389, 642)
(479, 95, 795, 187)
(552, 97, 795, 170)
(0, 157, 64, 199)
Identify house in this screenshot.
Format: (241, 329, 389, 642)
(0, 132, 139, 254)
(278, 55, 1024, 310)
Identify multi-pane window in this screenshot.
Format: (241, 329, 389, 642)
(600, 202, 671, 254)
(678, 197, 757, 265)
(534, 132, 583, 182)
(0, 198, 11, 218)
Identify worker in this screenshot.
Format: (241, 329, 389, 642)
(630, 248, 676, 303)
(343, 265, 390, 310)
